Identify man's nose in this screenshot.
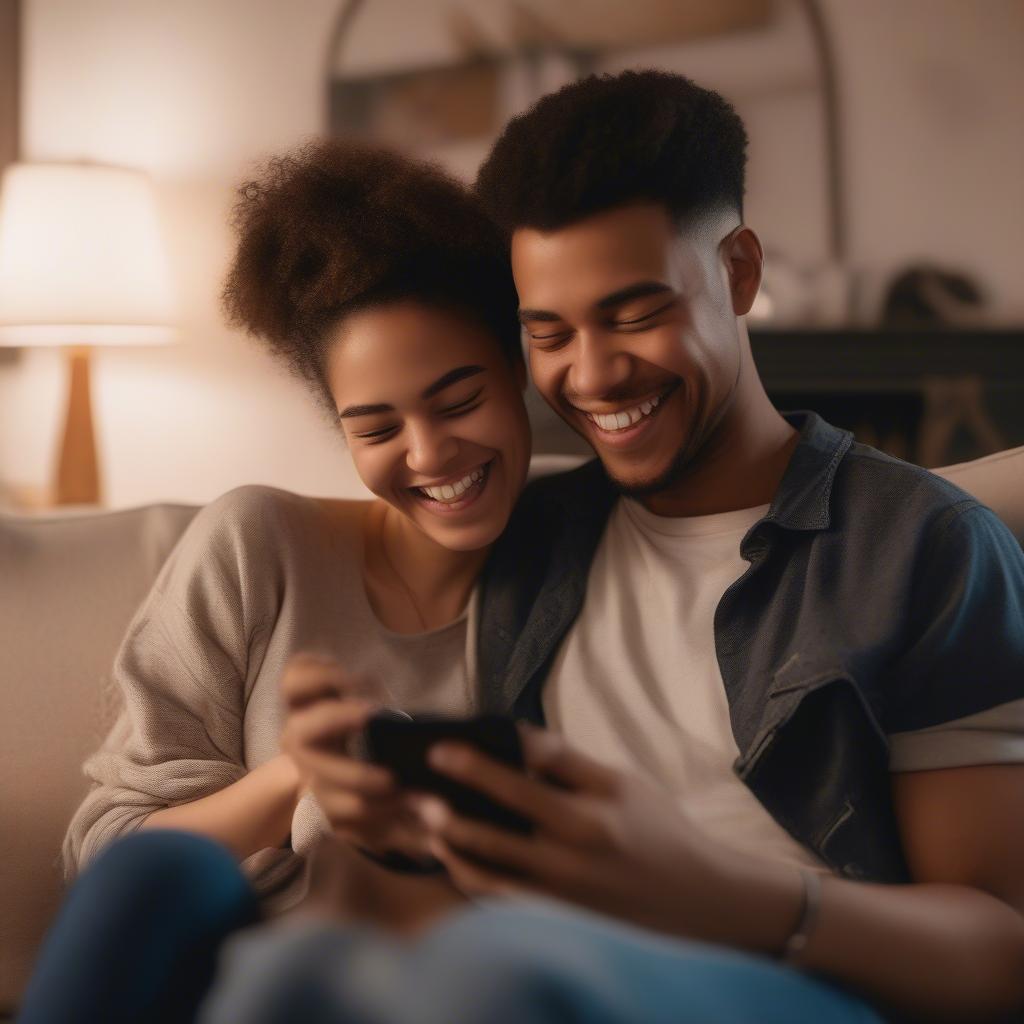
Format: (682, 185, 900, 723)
(405, 422, 459, 477)
(569, 332, 632, 399)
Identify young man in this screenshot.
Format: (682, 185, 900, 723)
(421, 71, 1023, 1019)
(211, 72, 1024, 1023)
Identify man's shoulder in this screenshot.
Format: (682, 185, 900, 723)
(834, 442, 985, 533)
(484, 459, 615, 593)
(517, 458, 615, 521)
(522, 456, 611, 498)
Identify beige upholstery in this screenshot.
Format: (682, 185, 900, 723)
(0, 504, 198, 1011)
(1, 448, 1022, 1011)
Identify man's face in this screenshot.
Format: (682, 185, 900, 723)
(511, 202, 743, 495)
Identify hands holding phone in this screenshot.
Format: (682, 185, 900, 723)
(280, 650, 721, 943)
(279, 652, 431, 859)
(412, 724, 731, 941)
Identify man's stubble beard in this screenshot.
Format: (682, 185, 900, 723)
(602, 363, 741, 501)
(606, 430, 700, 498)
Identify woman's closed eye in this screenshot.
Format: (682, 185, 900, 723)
(528, 328, 573, 350)
(439, 386, 484, 417)
(353, 424, 398, 444)
(351, 388, 485, 443)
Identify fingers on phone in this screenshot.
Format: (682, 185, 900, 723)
(281, 653, 378, 709)
(521, 725, 618, 795)
(320, 791, 405, 830)
(301, 746, 395, 796)
(287, 697, 373, 743)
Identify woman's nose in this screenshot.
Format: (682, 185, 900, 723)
(404, 423, 459, 477)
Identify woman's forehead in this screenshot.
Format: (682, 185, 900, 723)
(326, 303, 500, 408)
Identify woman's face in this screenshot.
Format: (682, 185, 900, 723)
(326, 301, 532, 552)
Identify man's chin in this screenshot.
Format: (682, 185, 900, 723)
(601, 447, 692, 499)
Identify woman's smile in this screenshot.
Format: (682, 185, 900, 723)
(408, 459, 494, 515)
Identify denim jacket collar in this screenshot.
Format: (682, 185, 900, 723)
(765, 411, 855, 532)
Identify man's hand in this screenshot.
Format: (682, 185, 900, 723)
(415, 723, 737, 937)
(279, 652, 429, 856)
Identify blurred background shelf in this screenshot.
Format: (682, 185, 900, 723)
(751, 327, 1024, 466)
(750, 327, 1024, 389)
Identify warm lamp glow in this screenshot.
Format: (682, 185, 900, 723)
(0, 162, 177, 344)
(0, 162, 178, 506)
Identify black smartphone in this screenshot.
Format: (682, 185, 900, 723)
(362, 713, 532, 835)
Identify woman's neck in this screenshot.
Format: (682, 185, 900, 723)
(363, 502, 489, 634)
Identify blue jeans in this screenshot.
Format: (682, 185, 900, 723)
(21, 831, 882, 1024)
(17, 831, 260, 1024)
(199, 899, 883, 1024)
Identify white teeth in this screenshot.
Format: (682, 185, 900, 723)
(419, 467, 485, 503)
(588, 394, 662, 433)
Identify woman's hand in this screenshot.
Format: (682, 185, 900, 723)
(279, 652, 430, 856)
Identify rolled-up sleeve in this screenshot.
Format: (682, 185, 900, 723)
(885, 502, 1024, 769)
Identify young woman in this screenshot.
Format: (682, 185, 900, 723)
(20, 140, 531, 1023)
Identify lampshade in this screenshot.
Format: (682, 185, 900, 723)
(0, 162, 177, 346)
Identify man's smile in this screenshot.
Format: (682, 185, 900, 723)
(568, 383, 679, 448)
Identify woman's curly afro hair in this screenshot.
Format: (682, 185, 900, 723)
(475, 70, 748, 234)
(223, 140, 521, 417)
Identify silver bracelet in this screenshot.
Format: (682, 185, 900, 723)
(781, 868, 822, 964)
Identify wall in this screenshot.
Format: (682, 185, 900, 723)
(828, 0, 1023, 315)
(1, 0, 1021, 509)
(2, 0, 373, 509)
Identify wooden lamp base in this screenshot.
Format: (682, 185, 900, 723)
(55, 345, 101, 506)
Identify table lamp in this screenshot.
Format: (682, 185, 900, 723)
(0, 162, 177, 506)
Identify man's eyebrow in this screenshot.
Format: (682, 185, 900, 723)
(518, 308, 563, 324)
(595, 281, 674, 310)
(518, 281, 674, 324)
(337, 365, 485, 419)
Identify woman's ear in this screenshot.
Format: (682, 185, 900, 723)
(721, 226, 764, 316)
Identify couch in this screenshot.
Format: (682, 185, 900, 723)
(2, 447, 1023, 1016)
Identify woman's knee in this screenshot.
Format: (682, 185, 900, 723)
(74, 829, 257, 928)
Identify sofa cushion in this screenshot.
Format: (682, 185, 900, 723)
(0, 503, 198, 1011)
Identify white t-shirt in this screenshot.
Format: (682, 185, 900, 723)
(543, 493, 1024, 873)
(543, 496, 829, 872)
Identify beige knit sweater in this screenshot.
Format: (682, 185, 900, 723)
(62, 485, 477, 913)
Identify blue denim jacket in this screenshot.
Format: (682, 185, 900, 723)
(477, 412, 1024, 883)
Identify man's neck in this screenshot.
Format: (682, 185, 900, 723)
(640, 392, 799, 519)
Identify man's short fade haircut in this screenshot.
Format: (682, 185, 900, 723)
(475, 69, 748, 234)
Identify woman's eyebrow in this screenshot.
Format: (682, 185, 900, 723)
(338, 365, 485, 419)
(421, 364, 485, 399)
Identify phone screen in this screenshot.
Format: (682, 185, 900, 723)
(363, 713, 532, 834)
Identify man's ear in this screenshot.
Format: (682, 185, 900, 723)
(721, 226, 763, 316)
